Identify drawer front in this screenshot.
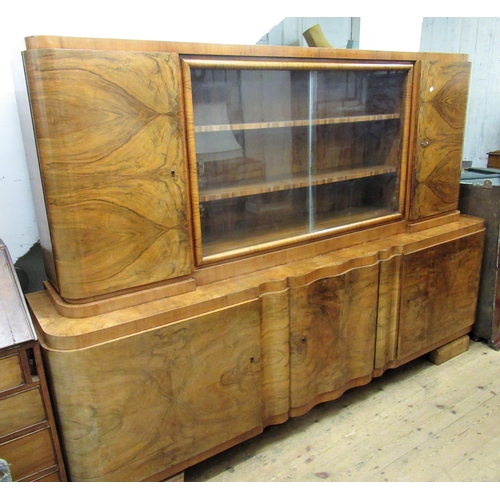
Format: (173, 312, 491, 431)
(0, 428, 56, 481)
(0, 387, 46, 437)
(0, 354, 24, 392)
(34, 470, 62, 482)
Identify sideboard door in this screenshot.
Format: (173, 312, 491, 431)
(289, 263, 379, 416)
(398, 231, 484, 361)
(23, 49, 192, 301)
(410, 60, 471, 220)
(42, 300, 262, 482)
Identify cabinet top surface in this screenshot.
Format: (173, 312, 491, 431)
(0, 240, 36, 349)
(26, 216, 483, 352)
(23, 35, 469, 63)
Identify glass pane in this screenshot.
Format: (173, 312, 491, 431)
(189, 65, 408, 260)
(309, 70, 407, 231)
(191, 68, 311, 257)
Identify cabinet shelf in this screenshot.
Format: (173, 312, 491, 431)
(194, 113, 400, 133)
(199, 164, 397, 202)
(202, 206, 396, 257)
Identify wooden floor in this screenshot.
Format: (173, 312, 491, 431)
(184, 338, 500, 482)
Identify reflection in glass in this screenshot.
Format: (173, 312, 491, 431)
(189, 65, 408, 259)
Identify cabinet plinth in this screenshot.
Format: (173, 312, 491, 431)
(18, 36, 483, 482)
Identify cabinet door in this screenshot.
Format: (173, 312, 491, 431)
(289, 263, 379, 416)
(44, 300, 262, 482)
(410, 60, 470, 219)
(398, 231, 484, 360)
(182, 59, 412, 265)
(23, 49, 191, 301)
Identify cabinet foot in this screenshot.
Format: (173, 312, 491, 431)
(428, 335, 470, 365)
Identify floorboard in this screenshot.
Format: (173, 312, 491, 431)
(184, 339, 500, 482)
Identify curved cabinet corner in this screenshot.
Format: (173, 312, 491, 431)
(23, 49, 192, 301)
(43, 300, 262, 481)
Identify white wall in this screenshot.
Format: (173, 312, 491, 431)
(0, 1, 286, 262)
(258, 17, 359, 48)
(420, 17, 500, 168)
(0, 1, 490, 263)
(360, 16, 422, 51)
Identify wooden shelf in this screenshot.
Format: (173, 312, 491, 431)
(194, 113, 400, 133)
(199, 165, 398, 202)
(202, 206, 396, 257)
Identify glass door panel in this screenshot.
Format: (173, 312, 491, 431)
(308, 69, 408, 232)
(183, 61, 411, 264)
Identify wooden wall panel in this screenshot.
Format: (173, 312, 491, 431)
(260, 289, 290, 426)
(374, 253, 402, 375)
(23, 49, 191, 301)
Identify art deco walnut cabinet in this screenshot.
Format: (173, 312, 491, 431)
(16, 35, 484, 482)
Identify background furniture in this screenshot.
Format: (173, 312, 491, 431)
(17, 36, 484, 481)
(0, 239, 66, 481)
(459, 168, 500, 350)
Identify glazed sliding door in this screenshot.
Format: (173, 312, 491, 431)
(182, 59, 413, 265)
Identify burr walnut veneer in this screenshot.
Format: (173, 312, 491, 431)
(17, 36, 484, 481)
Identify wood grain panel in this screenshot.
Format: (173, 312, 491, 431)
(0, 354, 24, 392)
(289, 263, 379, 415)
(0, 429, 56, 481)
(410, 61, 470, 219)
(23, 49, 191, 301)
(0, 388, 46, 436)
(374, 253, 402, 376)
(398, 231, 484, 360)
(43, 301, 262, 482)
(260, 289, 290, 426)
(26, 215, 484, 351)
